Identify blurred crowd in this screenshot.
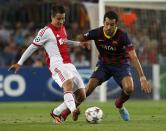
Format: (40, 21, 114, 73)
(111, 8, 166, 66)
(0, 1, 165, 68)
(0, 0, 91, 68)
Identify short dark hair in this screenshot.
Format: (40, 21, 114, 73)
(51, 4, 65, 17)
(103, 11, 118, 22)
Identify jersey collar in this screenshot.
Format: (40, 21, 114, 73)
(103, 27, 118, 39)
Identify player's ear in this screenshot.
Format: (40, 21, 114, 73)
(51, 14, 56, 19)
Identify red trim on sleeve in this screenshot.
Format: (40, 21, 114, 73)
(126, 46, 134, 52)
(32, 42, 42, 47)
(39, 27, 48, 37)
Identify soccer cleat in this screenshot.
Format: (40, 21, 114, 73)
(50, 111, 64, 124)
(119, 107, 130, 121)
(72, 108, 80, 121)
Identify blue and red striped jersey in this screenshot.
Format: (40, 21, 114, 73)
(83, 27, 134, 65)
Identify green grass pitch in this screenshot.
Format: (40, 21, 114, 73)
(0, 100, 166, 131)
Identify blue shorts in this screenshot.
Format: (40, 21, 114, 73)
(91, 61, 132, 87)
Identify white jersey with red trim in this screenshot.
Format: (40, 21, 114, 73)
(32, 24, 71, 67)
(17, 24, 85, 89)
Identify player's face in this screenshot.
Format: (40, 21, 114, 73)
(103, 17, 117, 35)
(51, 13, 65, 28)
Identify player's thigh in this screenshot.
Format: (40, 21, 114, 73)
(50, 64, 74, 87)
(121, 76, 134, 93)
(63, 79, 74, 92)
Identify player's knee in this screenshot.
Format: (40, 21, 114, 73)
(122, 78, 134, 95)
(63, 79, 73, 92)
(124, 86, 134, 94)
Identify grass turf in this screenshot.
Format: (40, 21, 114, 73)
(0, 100, 166, 131)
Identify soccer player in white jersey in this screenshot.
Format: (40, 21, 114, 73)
(9, 4, 86, 124)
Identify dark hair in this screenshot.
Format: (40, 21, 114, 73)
(103, 11, 118, 22)
(51, 4, 65, 17)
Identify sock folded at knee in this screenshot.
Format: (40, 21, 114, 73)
(64, 92, 76, 113)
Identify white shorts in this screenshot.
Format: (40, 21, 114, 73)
(49, 63, 85, 92)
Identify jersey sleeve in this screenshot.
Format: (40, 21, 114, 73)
(83, 28, 98, 40)
(17, 44, 38, 65)
(123, 32, 134, 52)
(32, 27, 49, 46)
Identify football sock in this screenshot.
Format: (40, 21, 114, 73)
(115, 91, 130, 108)
(64, 92, 76, 113)
(61, 99, 81, 120)
(53, 103, 67, 116)
(61, 108, 71, 120)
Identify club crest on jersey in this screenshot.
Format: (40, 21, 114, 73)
(112, 41, 118, 45)
(59, 38, 63, 45)
(84, 32, 89, 37)
(35, 36, 41, 43)
(56, 34, 60, 38)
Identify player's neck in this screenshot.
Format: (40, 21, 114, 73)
(103, 27, 118, 39)
(50, 22, 62, 29)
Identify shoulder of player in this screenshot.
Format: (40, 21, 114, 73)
(38, 26, 51, 37)
(88, 27, 102, 35)
(117, 28, 129, 37)
(118, 28, 127, 34)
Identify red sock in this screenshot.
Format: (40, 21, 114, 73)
(115, 91, 130, 108)
(61, 99, 81, 121)
(61, 109, 71, 121)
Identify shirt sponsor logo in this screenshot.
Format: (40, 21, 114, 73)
(98, 39, 104, 42)
(99, 45, 117, 51)
(112, 41, 118, 45)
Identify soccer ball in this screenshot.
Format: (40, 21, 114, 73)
(85, 106, 103, 124)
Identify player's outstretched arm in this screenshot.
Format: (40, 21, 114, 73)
(8, 44, 38, 73)
(128, 49, 152, 93)
(77, 34, 91, 50)
(8, 64, 21, 73)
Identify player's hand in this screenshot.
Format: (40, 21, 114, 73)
(140, 76, 151, 93)
(8, 64, 21, 73)
(80, 42, 91, 50)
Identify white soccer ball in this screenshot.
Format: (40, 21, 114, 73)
(85, 106, 103, 124)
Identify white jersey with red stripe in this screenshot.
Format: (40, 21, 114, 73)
(33, 24, 71, 66)
(17, 23, 84, 89)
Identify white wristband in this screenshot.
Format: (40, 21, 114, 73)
(140, 76, 146, 81)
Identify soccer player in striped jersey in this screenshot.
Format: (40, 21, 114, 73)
(61, 11, 151, 121)
(8, 4, 86, 124)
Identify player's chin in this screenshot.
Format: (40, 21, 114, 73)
(106, 31, 111, 34)
(57, 24, 63, 28)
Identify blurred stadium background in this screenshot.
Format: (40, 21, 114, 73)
(0, 0, 166, 131)
(0, 0, 166, 101)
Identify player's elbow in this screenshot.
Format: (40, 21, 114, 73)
(130, 55, 139, 66)
(130, 54, 138, 61)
